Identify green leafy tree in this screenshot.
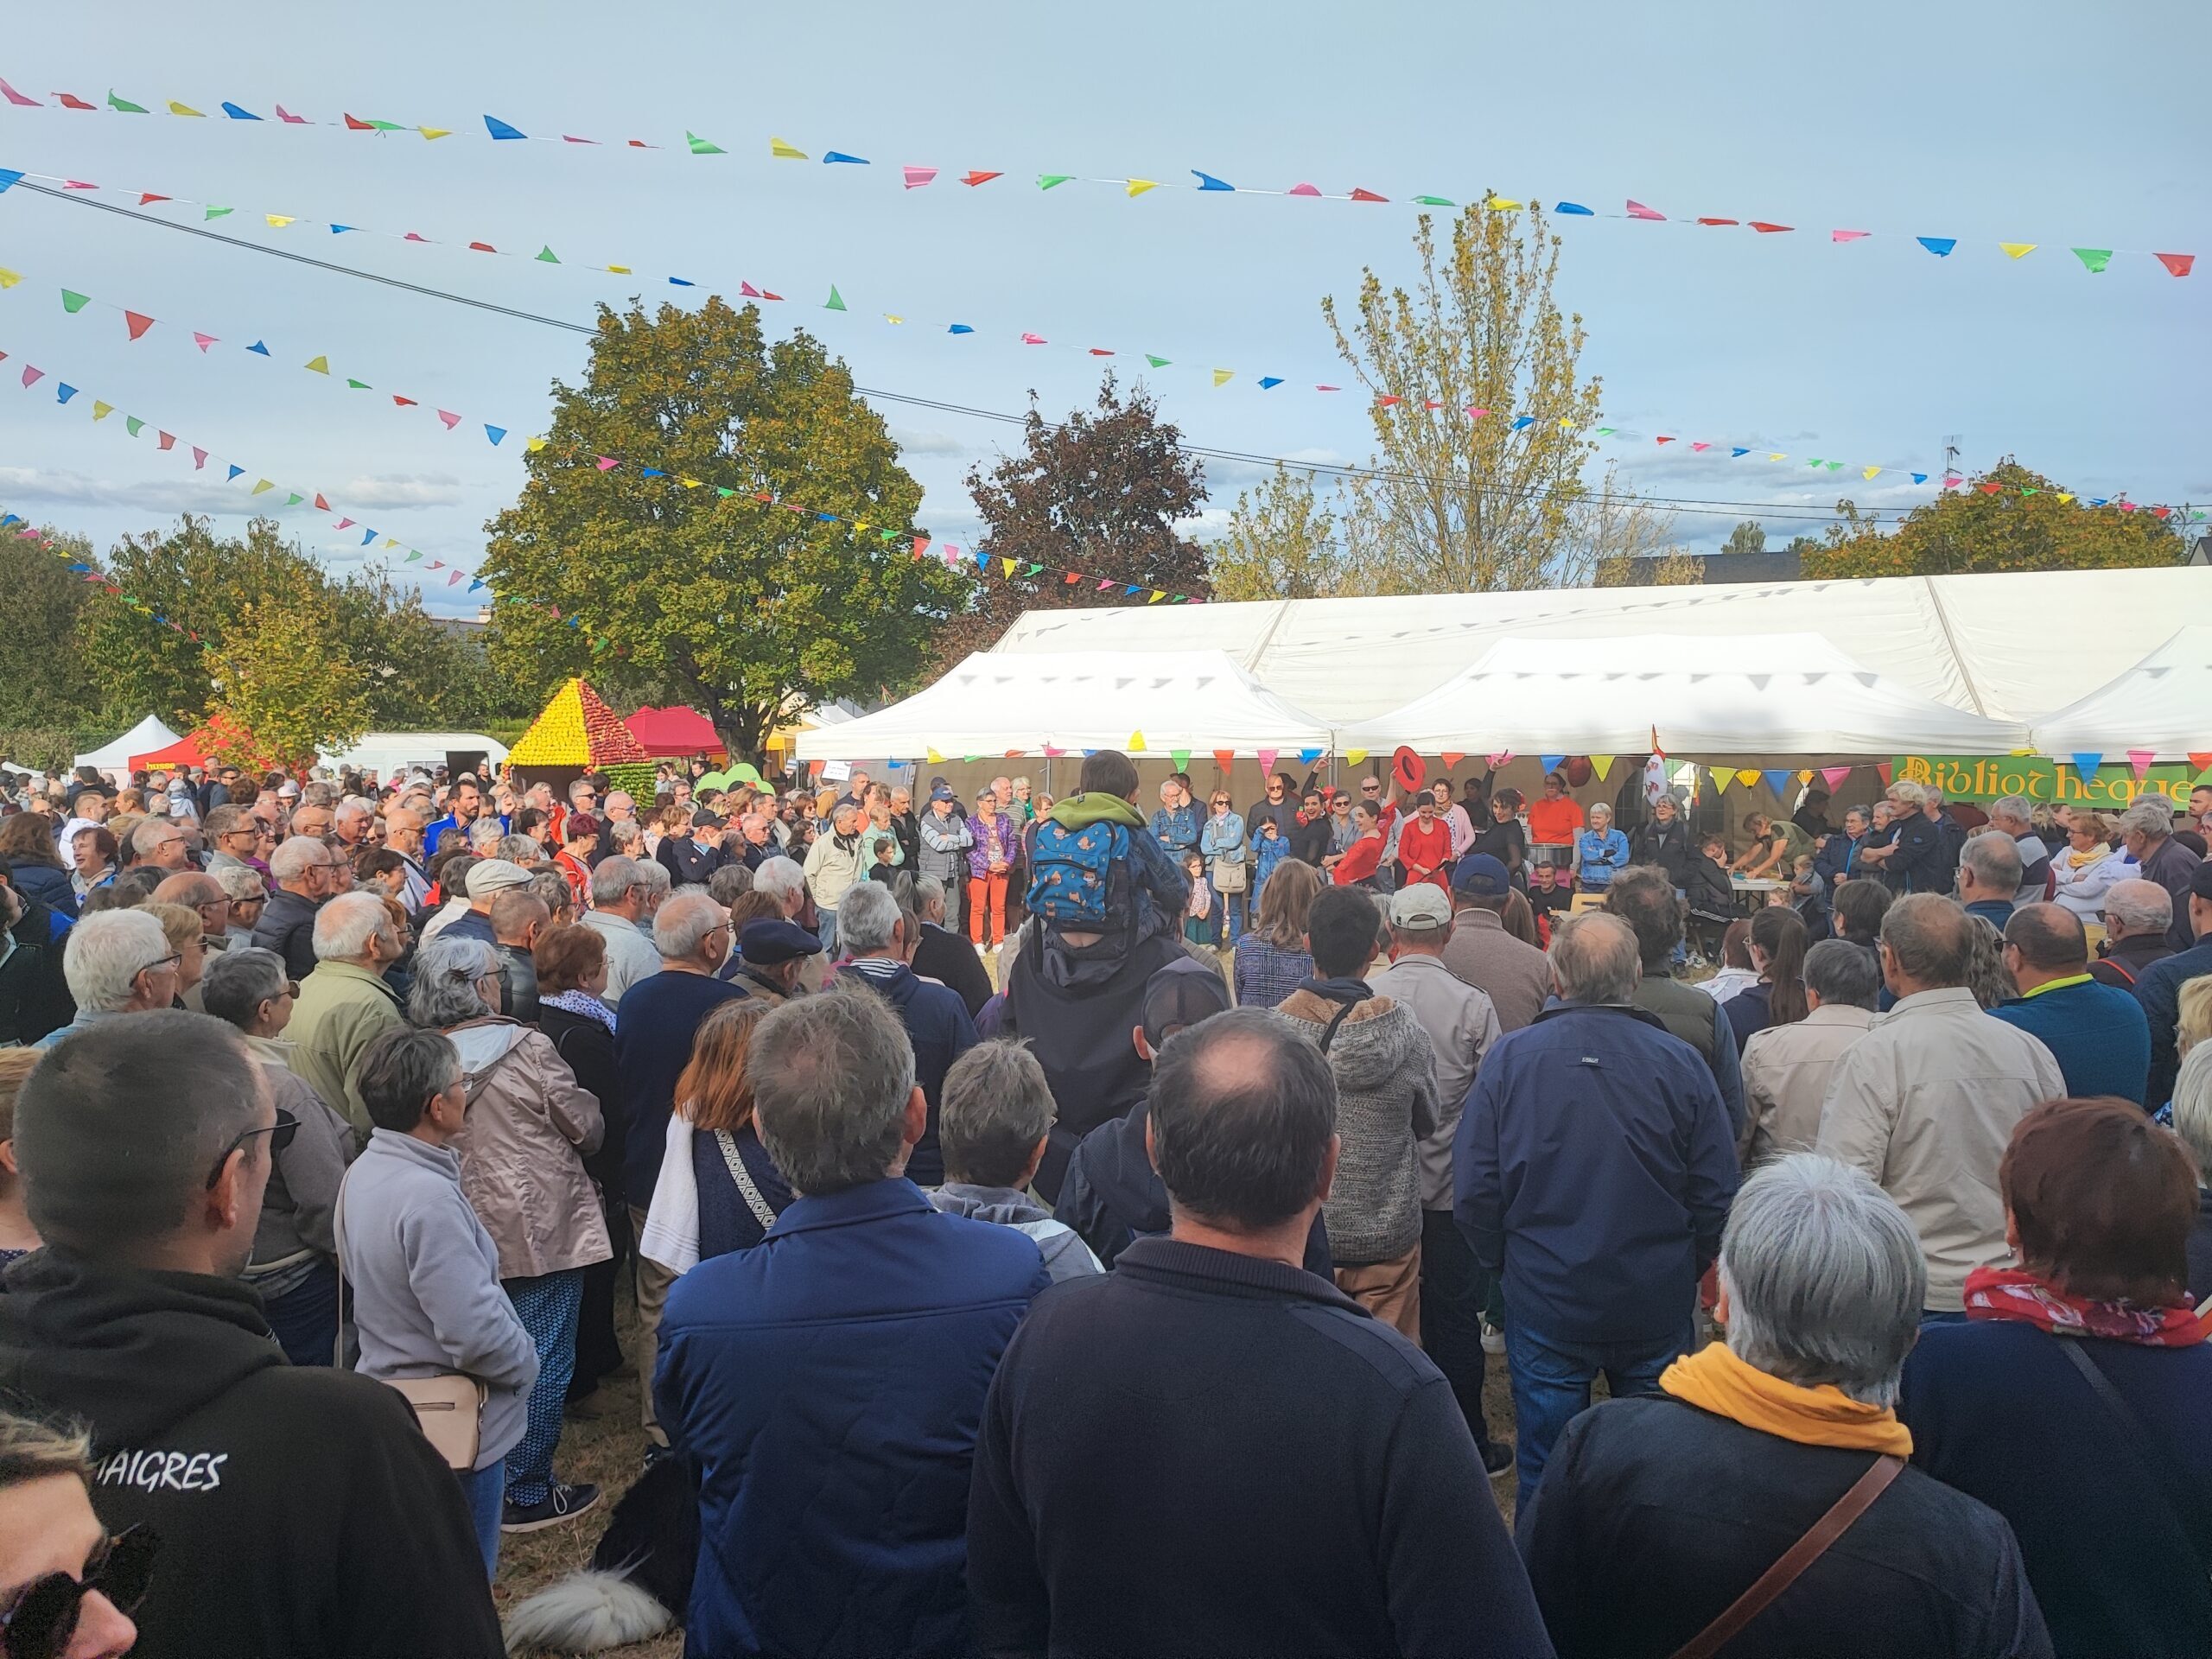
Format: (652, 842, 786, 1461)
(1323, 202, 1608, 591)
(0, 516, 98, 728)
(1723, 521, 1767, 556)
(1211, 465, 1357, 601)
(204, 563, 373, 769)
(1802, 460, 2183, 577)
(480, 298, 959, 760)
(931, 373, 1211, 665)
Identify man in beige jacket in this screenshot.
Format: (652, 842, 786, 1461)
(1740, 938, 1878, 1166)
(1816, 894, 2065, 1318)
(285, 892, 407, 1131)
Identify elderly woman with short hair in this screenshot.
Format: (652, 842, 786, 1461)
(2173, 1043, 2212, 1304)
(1902, 1097, 2212, 1657)
(408, 934, 609, 1533)
(201, 944, 360, 1367)
(1522, 1154, 2051, 1659)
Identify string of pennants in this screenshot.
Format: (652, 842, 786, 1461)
(0, 508, 200, 640)
(0, 82, 2192, 276)
(3, 186, 2202, 519)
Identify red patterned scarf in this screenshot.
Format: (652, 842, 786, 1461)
(1962, 1266, 2212, 1348)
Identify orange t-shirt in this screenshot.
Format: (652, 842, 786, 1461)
(1525, 796, 1586, 846)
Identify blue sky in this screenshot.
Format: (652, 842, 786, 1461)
(0, 1, 2202, 616)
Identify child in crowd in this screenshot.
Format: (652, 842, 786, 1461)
(1684, 832, 1738, 963)
(1789, 852, 1830, 936)
(1527, 862, 1573, 945)
(1183, 852, 1216, 946)
(1252, 814, 1290, 895)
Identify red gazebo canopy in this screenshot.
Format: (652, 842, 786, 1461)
(130, 728, 213, 772)
(624, 704, 727, 760)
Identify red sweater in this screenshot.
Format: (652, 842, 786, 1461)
(1332, 834, 1386, 887)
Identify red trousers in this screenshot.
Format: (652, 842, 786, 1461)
(968, 870, 1009, 945)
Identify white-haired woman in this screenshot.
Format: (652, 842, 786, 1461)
(407, 934, 609, 1534)
(2172, 1042, 2212, 1305)
(1573, 802, 1630, 894)
(1522, 1154, 2050, 1657)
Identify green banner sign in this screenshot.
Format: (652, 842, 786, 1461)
(1894, 754, 2202, 807)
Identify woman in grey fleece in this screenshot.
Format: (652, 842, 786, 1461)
(1270, 887, 1439, 1340)
(928, 1039, 1103, 1283)
(337, 1026, 538, 1577)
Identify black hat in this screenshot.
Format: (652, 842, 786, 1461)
(1141, 957, 1232, 1048)
(741, 918, 822, 965)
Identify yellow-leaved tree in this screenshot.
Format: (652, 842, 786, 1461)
(202, 565, 372, 772)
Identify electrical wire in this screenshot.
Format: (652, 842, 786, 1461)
(12, 175, 1922, 525)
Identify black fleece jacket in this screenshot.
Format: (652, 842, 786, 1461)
(0, 1249, 502, 1659)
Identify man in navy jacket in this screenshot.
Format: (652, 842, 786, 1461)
(1991, 905, 2151, 1103)
(834, 882, 978, 1185)
(657, 986, 1049, 1659)
(969, 1009, 1550, 1659)
(1455, 911, 1738, 1511)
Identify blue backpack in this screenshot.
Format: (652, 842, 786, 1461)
(1026, 817, 1134, 931)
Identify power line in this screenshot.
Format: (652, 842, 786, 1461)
(15, 177, 1918, 525)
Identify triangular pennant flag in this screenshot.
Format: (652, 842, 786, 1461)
(124, 416, 143, 437)
(190, 446, 207, 467)
(1735, 770, 1762, 788)
(1916, 236, 1956, 257)
(1749, 221, 1794, 233)
(1001, 557, 1017, 577)
(485, 425, 506, 445)
(1298, 749, 1323, 766)
(314, 493, 330, 511)
(2127, 749, 2156, 780)
(1999, 242, 2037, 259)
(1710, 769, 1732, 795)
(1192, 171, 1235, 192)
(1540, 754, 1566, 773)
(1038, 175, 1073, 189)
(2071, 248, 2113, 274)
(346, 378, 370, 390)
(1255, 748, 1281, 777)
(250, 479, 275, 495)
(1212, 750, 1236, 772)
(123, 310, 155, 340)
(686, 131, 725, 155)
(0, 79, 38, 107)
(247, 340, 270, 355)
(1128, 730, 1147, 753)
(60, 289, 90, 314)
(901, 165, 938, 188)
(1257, 377, 1284, 390)
(54, 384, 76, 403)
(1831, 229, 1870, 243)
(156, 431, 173, 449)
(304, 354, 329, 373)
(1588, 755, 1615, 781)
(437, 410, 461, 429)
(1440, 753, 1465, 769)
(822, 151, 868, 165)
(1170, 750, 1192, 770)
(1351, 188, 1390, 203)
(284, 493, 302, 506)
(1763, 769, 1792, 796)
(769, 137, 806, 159)
(1146, 354, 1170, 367)
(1874, 762, 1894, 786)
(91, 402, 112, 421)
(962, 171, 1002, 187)
(1864, 467, 1881, 480)
(824, 285, 846, 310)
(1625, 200, 1665, 220)
(2069, 753, 2104, 779)
(1211, 369, 1233, 387)
(107, 91, 149, 113)
(2155, 253, 2195, 278)
(1125, 179, 1160, 198)
(2187, 753, 2212, 774)
(1820, 766, 1853, 791)
(1344, 749, 1369, 766)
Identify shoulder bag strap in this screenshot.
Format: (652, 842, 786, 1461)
(331, 1174, 348, 1369)
(2054, 1336, 2203, 1551)
(1669, 1453, 1904, 1659)
(715, 1129, 781, 1231)
(1318, 1000, 1359, 1054)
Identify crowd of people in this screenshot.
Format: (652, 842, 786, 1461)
(0, 742, 2207, 1658)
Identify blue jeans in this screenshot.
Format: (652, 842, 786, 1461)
(454, 1461, 505, 1577)
(1920, 1308, 1969, 1326)
(261, 1257, 340, 1368)
(815, 907, 837, 957)
(1504, 1318, 1693, 1514)
(504, 1269, 584, 1508)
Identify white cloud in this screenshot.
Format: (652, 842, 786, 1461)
(333, 474, 467, 510)
(0, 465, 267, 516)
(889, 427, 970, 458)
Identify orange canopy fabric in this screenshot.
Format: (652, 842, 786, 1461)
(130, 729, 213, 771)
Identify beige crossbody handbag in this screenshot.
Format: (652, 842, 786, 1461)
(332, 1175, 487, 1471)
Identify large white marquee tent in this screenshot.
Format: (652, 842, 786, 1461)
(990, 567, 2212, 731)
(793, 651, 1334, 761)
(2029, 626, 2212, 761)
(1338, 633, 2034, 759)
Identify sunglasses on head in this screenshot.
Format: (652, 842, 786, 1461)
(1, 1525, 158, 1659)
(202, 1108, 298, 1190)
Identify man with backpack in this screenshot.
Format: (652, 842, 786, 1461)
(1006, 752, 1197, 1199)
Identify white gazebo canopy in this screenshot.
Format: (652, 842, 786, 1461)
(2031, 626, 2212, 762)
(74, 715, 182, 773)
(1340, 632, 2034, 759)
(792, 651, 1338, 761)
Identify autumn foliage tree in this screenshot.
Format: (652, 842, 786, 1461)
(932, 374, 1211, 665)
(1323, 201, 1614, 592)
(480, 298, 962, 760)
(1211, 464, 1352, 601)
(1802, 459, 2184, 577)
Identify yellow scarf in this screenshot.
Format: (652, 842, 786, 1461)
(1660, 1341, 1914, 1455)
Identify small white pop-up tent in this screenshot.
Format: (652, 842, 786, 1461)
(2030, 626, 2212, 761)
(1339, 633, 2034, 759)
(73, 715, 182, 773)
(792, 651, 1338, 761)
